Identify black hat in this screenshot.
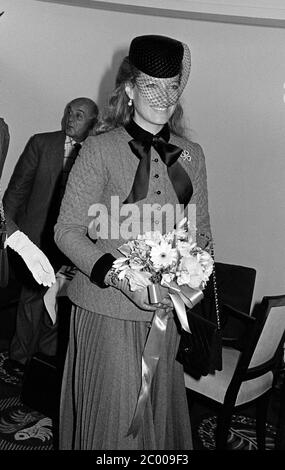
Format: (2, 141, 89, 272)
(129, 35, 184, 79)
(128, 35, 191, 100)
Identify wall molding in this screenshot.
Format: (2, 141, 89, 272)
(35, 0, 285, 27)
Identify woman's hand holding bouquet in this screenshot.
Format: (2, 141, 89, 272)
(108, 217, 214, 316)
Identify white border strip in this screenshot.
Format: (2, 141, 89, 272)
(35, 0, 285, 26)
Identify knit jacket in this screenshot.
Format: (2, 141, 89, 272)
(54, 126, 212, 321)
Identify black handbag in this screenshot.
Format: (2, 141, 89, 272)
(0, 199, 9, 288)
(176, 245, 222, 379)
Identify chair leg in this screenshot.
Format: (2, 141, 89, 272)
(256, 393, 270, 450)
(216, 406, 233, 450)
(275, 372, 285, 449)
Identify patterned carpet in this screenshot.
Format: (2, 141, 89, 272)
(0, 349, 280, 450)
(197, 414, 277, 450)
(0, 351, 53, 450)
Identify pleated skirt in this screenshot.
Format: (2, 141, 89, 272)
(59, 306, 193, 450)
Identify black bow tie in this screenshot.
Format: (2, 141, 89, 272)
(124, 121, 193, 206)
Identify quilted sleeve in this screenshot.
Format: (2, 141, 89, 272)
(54, 135, 109, 276)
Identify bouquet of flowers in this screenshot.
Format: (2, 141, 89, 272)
(115, 218, 214, 438)
(113, 217, 214, 295)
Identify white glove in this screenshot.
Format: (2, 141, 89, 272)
(6, 230, 56, 287)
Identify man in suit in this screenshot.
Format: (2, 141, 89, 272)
(3, 97, 98, 376)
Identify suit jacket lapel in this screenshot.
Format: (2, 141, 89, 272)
(48, 131, 66, 185)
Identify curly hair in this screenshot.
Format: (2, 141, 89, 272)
(95, 57, 186, 137)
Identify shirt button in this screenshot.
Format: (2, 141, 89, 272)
(154, 174, 159, 178)
(156, 190, 161, 195)
(153, 158, 159, 162)
(155, 220, 159, 225)
(157, 205, 161, 210)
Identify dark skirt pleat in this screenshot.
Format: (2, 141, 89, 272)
(59, 306, 192, 450)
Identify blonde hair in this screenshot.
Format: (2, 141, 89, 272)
(95, 57, 186, 137)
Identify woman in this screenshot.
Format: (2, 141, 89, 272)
(1, 117, 55, 288)
(55, 35, 212, 450)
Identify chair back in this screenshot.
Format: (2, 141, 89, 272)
(224, 295, 285, 402)
(215, 262, 256, 314)
(249, 295, 285, 369)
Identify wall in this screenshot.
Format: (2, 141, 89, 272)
(1, 0, 285, 305)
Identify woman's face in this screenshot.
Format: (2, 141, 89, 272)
(126, 73, 180, 134)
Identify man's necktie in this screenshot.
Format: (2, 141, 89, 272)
(61, 143, 82, 196)
(63, 143, 81, 173)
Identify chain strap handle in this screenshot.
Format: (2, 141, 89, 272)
(0, 181, 6, 223)
(0, 183, 7, 248)
(0, 202, 5, 225)
(198, 231, 221, 331)
(210, 243, 221, 330)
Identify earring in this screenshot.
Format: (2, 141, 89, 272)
(128, 98, 133, 107)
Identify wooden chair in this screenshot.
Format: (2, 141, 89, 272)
(185, 294, 285, 450)
(214, 262, 256, 344)
(199, 262, 256, 344)
(215, 262, 256, 314)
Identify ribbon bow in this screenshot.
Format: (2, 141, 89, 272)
(124, 121, 193, 206)
(127, 282, 203, 438)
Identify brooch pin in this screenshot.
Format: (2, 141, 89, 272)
(180, 149, 191, 162)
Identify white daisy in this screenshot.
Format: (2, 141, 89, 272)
(150, 241, 178, 269)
